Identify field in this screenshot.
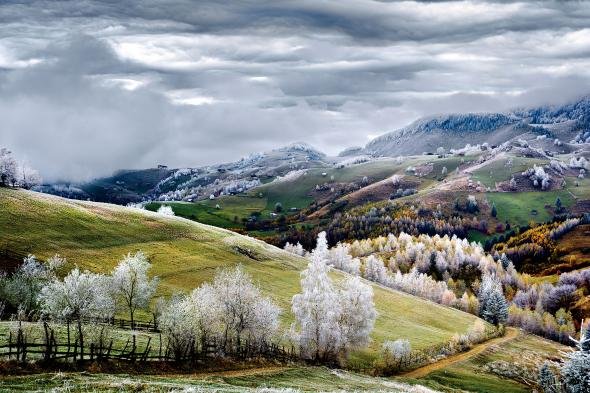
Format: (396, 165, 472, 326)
(145, 196, 267, 229)
(485, 191, 575, 227)
(0, 330, 567, 392)
(470, 155, 546, 188)
(0, 366, 439, 392)
(410, 330, 567, 393)
(0, 188, 483, 367)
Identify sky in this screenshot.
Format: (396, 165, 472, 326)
(1, 0, 590, 182)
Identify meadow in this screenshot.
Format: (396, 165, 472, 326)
(0, 188, 483, 368)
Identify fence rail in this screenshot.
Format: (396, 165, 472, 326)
(0, 322, 297, 366)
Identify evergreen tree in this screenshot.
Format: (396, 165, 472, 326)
(561, 321, 590, 393)
(500, 253, 511, 270)
(538, 362, 558, 393)
(479, 275, 508, 326)
(482, 290, 508, 325)
(491, 203, 497, 218)
(555, 197, 562, 212)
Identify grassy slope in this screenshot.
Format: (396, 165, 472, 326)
(0, 367, 438, 392)
(0, 188, 481, 367)
(411, 331, 567, 393)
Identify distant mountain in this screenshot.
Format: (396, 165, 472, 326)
(42, 142, 329, 204)
(365, 96, 590, 157)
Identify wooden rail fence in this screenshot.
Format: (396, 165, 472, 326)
(0, 322, 297, 365)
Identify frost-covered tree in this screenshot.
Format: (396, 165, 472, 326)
(212, 265, 280, 351)
(293, 232, 376, 361)
(523, 165, 551, 190)
(39, 268, 114, 358)
(284, 242, 306, 256)
(538, 362, 558, 393)
(0, 148, 17, 187)
(328, 243, 360, 275)
(381, 339, 411, 370)
(363, 255, 388, 284)
(510, 176, 517, 190)
(159, 294, 196, 361)
(39, 268, 114, 322)
(338, 276, 376, 353)
(561, 321, 590, 393)
(292, 238, 341, 361)
(1, 255, 53, 316)
(160, 266, 280, 359)
(478, 275, 508, 325)
(18, 165, 42, 189)
(111, 252, 159, 327)
(157, 205, 175, 216)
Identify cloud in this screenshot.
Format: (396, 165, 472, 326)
(0, 0, 589, 181)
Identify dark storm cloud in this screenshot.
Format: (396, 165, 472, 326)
(1, 0, 590, 181)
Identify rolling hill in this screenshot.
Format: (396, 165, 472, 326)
(0, 188, 484, 367)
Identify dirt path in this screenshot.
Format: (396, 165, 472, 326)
(402, 327, 520, 379)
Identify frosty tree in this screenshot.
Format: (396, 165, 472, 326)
(284, 242, 306, 256)
(328, 243, 360, 275)
(0, 148, 17, 187)
(157, 205, 175, 216)
(212, 265, 280, 350)
(338, 276, 377, 353)
(478, 274, 508, 326)
(382, 339, 411, 371)
(18, 165, 42, 189)
(292, 234, 341, 361)
(159, 265, 280, 358)
(39, 268, 114, 359)
(111, 252, 159, 327)
(292, 232, 376, 362)
(560, 321, 590, 392)
(363, 255, 387, 284)
(1, 255, 54, 317)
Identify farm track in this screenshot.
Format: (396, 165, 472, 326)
(401, 327, 520, 379)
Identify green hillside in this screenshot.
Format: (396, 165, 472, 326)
(0, 188, 483, 366)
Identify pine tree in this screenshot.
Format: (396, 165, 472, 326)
(500, 253, 511, 270)
(561, 321, 590, 393)
(482, 290, 508, 325)
(555, 197, 562, 211)
(479, 275, 508, 326)
(538, 362, 558, 393)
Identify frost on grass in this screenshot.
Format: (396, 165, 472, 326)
(43, 372, 441, 393)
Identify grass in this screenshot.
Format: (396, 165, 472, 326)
(0, 366, 440, 392)
(485, 190, 575, 227)
(246, 158, 416, 215)
(471, 155, 547, 188)
(408, 331, 567, 393)
(0, 332, 567, 392)
(0, 188, 483, 368)
(145, 195, 267, 229)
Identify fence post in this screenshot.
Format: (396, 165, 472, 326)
(43, 322, 52, 362)
(8, 331, 12, 360)
(158, 333, 162, 361)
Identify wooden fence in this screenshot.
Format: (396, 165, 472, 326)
(0, 322, 297, 365)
